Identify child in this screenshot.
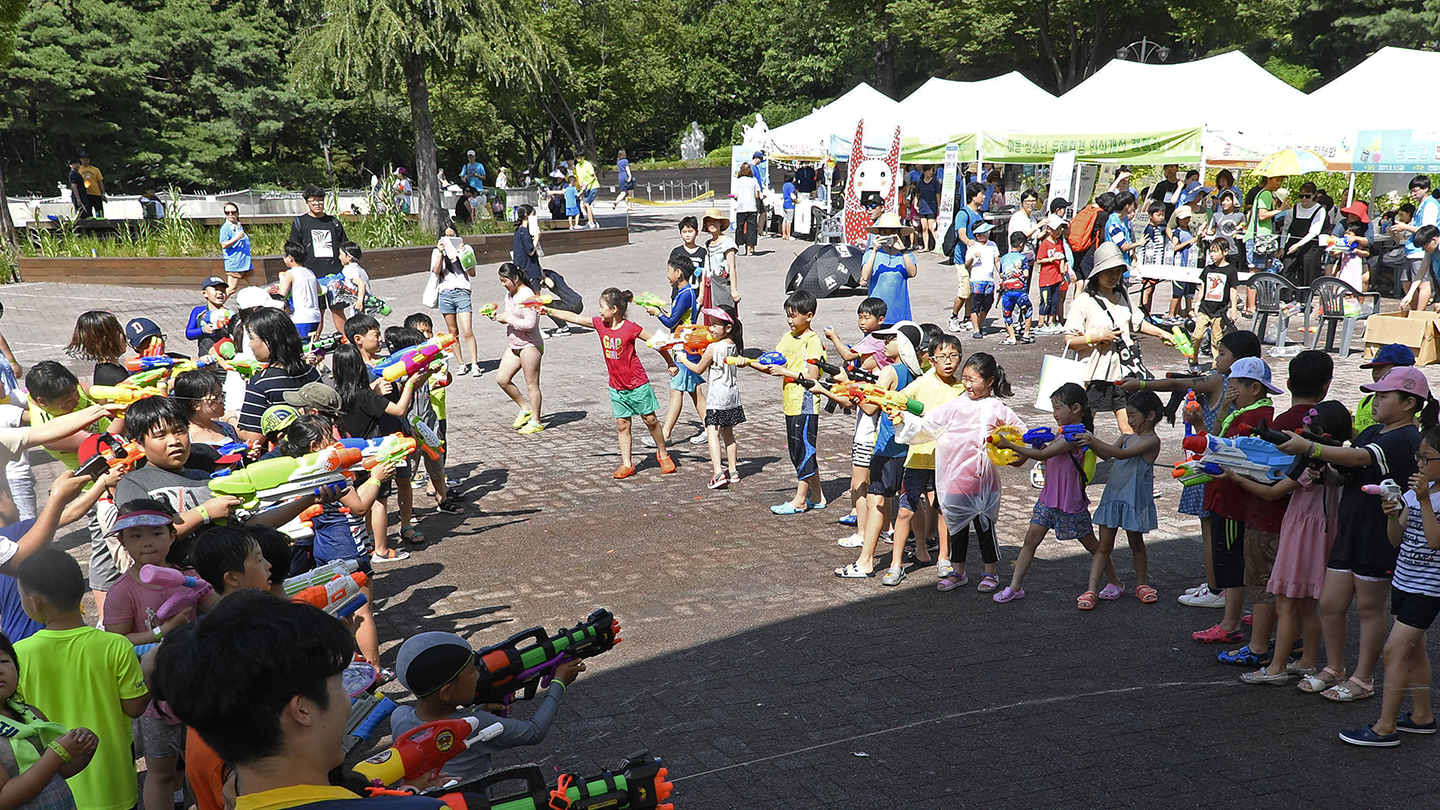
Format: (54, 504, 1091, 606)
(15, 547, 149, 810)
(781, 173, 796, 240)
(640, 255, 707, 447)
(63, 311, 128, 387)
(1333, 222, 1371, 292)
(668, 216, 707, 278)
(822, 298, 888, 542)
(1279, 367, 1435, 702)
(1190, 237, 1240, 364)
(276, 241, 323, 338)
(1222, 400, 1351, 685)
(1167, 206, 1199, 323)
(991, 383, 1119, 602)
(542, 289, 675, 479)
(998, 231, 1034, 345)
(172, 368, 239, 455)
(965, 222, 999, 339)
(404, 312, 460, 495)
(329, 241, 372, 333)
(383, 326, 458, 513)
(484, 263, 546, 435)
(835, 323, 923, 579)
(185, 277, 232, 357)
(1035, 215, 1070, 333)
(1354, 343, 1415, 434)
(764, 291, 827, 514)
(0, 631, 99, 810)
(1138, 201, 1170, 313)
(677, 306, 744, 489)
(1340, 424, 1440, 746)
(894, 352, 1025, 592)
(103, 500, 216, 810)
(1076, 389, 1163, 609)
(390, 630, 585, 783)
(564, 175, 581, 229)
(880, 334, 968, 585)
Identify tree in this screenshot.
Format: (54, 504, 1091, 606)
(298, 0, 541, 233)
(1291, 0, 1434, 80)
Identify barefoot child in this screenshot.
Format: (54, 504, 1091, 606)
(676, 306, 744, 489)
(1076, 390, 1163, 609)
(640, 255, 707, 446)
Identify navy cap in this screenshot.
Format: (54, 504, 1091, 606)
(395, 631, 475, 697)
(125, 317, 163, 351)
(1361, 343, 1416, 368)
(202, 276, 226, 290)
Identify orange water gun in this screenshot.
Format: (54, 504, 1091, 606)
(353, 717, 504, 787)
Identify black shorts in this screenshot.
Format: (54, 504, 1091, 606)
(1087, 380, 1129, 414)
(866, 454, 905, 498)
(899, 467, 936, 512)
(785, 414, 819, 481)
(971, 290, 995, 315)
(1392, 586, 1440, 630)
(1328, 529, 1398, 580)
(1212, 516, 1246, 590)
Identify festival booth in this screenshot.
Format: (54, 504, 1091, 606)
(760, 83, 901, 160)
(1307, 47, 1440, 175)
(894, 73, 1055, 162)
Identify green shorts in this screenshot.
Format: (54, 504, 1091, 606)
(609, 384, 659, 418)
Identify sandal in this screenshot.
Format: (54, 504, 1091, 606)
(1191, 624, 1244, 644)
(400, 526, 425, 544)
(992, 586, 1025, 603)
(881, 566, 906, 586)
(1297, 667, 1341, 694)
(936, 572, 967, 592)
(1135, 584, 1158, 604)
(1077, 591, 1098, 610)
(1098, 582, 1125, 600)
(834, 563, 875, 579)
(1216, 645, 1272, 667)
(613, 464, 636, 480)
(1321, 677, 1375, 702)
(976, 573, 1000, 593)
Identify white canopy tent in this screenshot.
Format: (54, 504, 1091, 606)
(1309, 46, 1440, 130)
(896, 72, 1056, 149)
(760, 82, 900, 158)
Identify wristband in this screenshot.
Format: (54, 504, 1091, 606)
(196, 505, 212, 524)
(1138, 380, 1147, 390)
(153, 626, 163, 641)
(46, 740, 72, 764)
(1310, 442, 1323, 459)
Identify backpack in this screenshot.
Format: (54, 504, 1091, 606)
(1068, 204, 1102, 252)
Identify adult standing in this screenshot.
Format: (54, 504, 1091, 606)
(732, 163, 762, 256)
(613, 150, 635, 211)
(795, 161, 817, 198)
(946, 182, 986, 333)
(393, 168, 413, 214)
(66, 157, 92, 219)
(1243, 173, 1286, 271)
(1281, 182, 1326, 286)
(1148, 164, 1181, 219)
(1064, 243, 1175, 432)
(286, 185, 349, 280)
(1390, 174, 1440, 299)
(573, 154, 600, 229)
(982, 169, 1004, 213)
(914, 166, 941, 253)
(750, 151, 769, 190)
(859, 213, 917, 323)
(218, 203, 253, 296)
(1006, 189, 1041, 253)
(700, 207, 740, 308)
(76, 151, 105, 217)
(235, 308, 323, 442)
(430, 225, 479, 376)
(460, 150, 486, 194)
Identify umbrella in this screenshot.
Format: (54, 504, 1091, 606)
(1253, 148, 1328, 177)
(786, 244, 864, 298)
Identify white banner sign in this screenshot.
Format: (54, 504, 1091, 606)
(936, 144, 960, 240)
(1047, 151, 1075, 211)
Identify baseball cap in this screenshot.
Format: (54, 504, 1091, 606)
(283, 382, 341, 412)
(395, 632, 476, 697)
(1361, 343, 1416, 368)
(467, 149, 476, 156)
(752, 151, 765, 159)
(974, 221, 994, 234)
(125, 318, 163, 352)
(107, 508, 175, 537)
(201, 276, 226, 290)
(1228, 356, 1282, 394)
(1361, 366, 1431, 398)
(233, 286, 281, 311)
(1046, 213, 1067, 229)
(259, 404, 300, 436)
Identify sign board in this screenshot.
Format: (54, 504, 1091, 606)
(980, 128, 1203, 165)
(1355, 130, 1440, 173)
(1047, 151, 1075, 211)
(935, 144, 961, 242)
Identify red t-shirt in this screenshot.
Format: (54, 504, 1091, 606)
(1204, 403, 1303, 532)
(592, 317, 649, 391)
(1037, 238, 1066, 287)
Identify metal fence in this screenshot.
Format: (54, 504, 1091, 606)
(636, 180, 710, 203)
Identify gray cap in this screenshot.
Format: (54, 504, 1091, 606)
(395, 631, 475, 697)
(283, 381, 341, 412)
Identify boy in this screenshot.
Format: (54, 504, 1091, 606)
(668, 216, 706, 277)
(998, 231, 1034, 345)
(948, 182, 986, 331)
(277, 242, 323, 338)
(564, 175, 581, 230)
(781, 173, 796, 240)
(1355, 344, 1415, 434)
(821, 297, 888, 544)
(1206, 192, 1245, 255)
(404, 313, 460, 493)
(1190, 237, 1240, 367)
(1138, 201, 1170, 313)
(965, 221, 999, 339)
(15, 547, 149, 810)
(765, 291, 827, 515)
(344, 313, 385, 368)
(1035, 214, 1070, 334)
(345, 314, 415, 557)
(1167, 205, 1199, 324)
(391, 631, 584, 783)
(328, 241, 372, 334)
(0, 468, 105, 642)
(640, 256, 707, 447)
(1193, 356, 1282, 647)
(185, 276, 232, 357)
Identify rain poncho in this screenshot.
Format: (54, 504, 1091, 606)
(894, 394, 1026, 533)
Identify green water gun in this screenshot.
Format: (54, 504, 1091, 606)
(1170, 326, 1195, 358)
(427, 751, 672, 810)
(634, 291, 668, 310)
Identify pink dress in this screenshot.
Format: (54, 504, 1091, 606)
(1267, 471, 1339, 599)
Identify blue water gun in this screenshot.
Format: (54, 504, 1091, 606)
(1022, 424, 1086, 447)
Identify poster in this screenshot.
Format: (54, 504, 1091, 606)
(936, 144, 960, 241)
(1047, 151, 1075, 211)
(1355, 130, 1440, 173)
(979, 128, 1202, 164)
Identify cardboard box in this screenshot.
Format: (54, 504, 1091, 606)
(1363, 310, 1440, 365)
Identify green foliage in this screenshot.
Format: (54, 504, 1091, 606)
(1263, 55, 1322, 92)
(0, 0, 26, 66)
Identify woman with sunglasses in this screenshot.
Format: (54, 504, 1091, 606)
(1282, 181, 1327, 286)
(218, 204, 252, 296)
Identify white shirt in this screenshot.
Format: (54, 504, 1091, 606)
(287, 265, 322, 324)
(967, 241, 1000, 283)
(1007, 210, 1038, 247)
(733, 176, 761, 213)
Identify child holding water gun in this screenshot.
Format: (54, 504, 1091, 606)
(1075, 389, 1163, 609)
(823, 297, 888, 541)
(893, 352, 1025, 592)
(485, 262, 546, 436)
(405, 312, 461, 497)
(0, 631, 99, 810)
(542, 289, 676, 479)
(675, 305, 744, 489)
(384, 326, 458, 513)
(184, 277, 232, 357)
(640, 255, 708, 447)
(990, 382, 1118, 603)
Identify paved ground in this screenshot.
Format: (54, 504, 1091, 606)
(7, 207, 1440, 807)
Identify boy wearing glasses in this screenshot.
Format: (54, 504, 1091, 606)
(219, 204, 252, 296)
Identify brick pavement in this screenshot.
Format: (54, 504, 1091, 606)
(5, 212, 1440, 807)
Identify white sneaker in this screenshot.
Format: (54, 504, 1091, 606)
(881, 529, 894, 545)
(1178, 586, 1227, 608)
(1000, 337, 1018, 345)
(836, 534, 863, 548)
(641, 434, 658, 448)
(1183, 582, 1208, 596)
(948, 317, 963, 333)
(689, 432, 709, 444)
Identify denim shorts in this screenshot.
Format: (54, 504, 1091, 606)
(438, 288, 473, 315)
(583, 188, 599, 205)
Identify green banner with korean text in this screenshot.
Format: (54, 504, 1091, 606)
(979, 128, 1203, 165)
(900, 133, 978, 163)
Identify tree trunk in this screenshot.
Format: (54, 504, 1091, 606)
(404, 52, 443, 235)
(874, 10, 896, 97)
(0, 163, 16, 251)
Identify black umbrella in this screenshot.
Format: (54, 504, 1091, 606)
(786, 244, 864, 298)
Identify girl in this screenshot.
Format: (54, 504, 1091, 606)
(677, 305, 744, 489)
(1341, 425, 1440, 746)
(1278, 367, 1437, 702)
(992, 383, 1120, 603)
(64, 310, 128, 387)
(1221, 401, 1352, 685)
(279, 416, 397, 666)
(236, 307, 322, 443)
(893, 352, 1026, 592)
(0, 633, 97, 810)
(485, 263, 545, 435)
(172, 368, 239, 447)
(542, 289, 675, 479)
(430, 225, 479, 376)
(1076, 389, 1163, 610)
(700, 207, 740, 308)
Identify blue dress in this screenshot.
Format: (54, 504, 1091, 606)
(1093, 434, 1159, 532)
(867, 249, 913, 323)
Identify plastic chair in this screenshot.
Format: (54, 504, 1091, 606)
(1244, 272, 1310, 351)
(1306, 277, 1381, 357)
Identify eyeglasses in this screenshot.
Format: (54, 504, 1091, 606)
(224, 209, 238, 215)
(1417, 453, 1440, 465)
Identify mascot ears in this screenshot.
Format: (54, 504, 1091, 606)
(843, 120, 903, 246)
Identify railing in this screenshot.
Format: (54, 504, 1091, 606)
(638, 180, 710, 203)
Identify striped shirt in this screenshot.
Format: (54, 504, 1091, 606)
(237, 366, 322, 433)
(1396, 490, 1440, 597)
(1106, 213, 1133, 261)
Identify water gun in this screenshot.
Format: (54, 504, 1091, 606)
(140, 565, 213, 622)
(828, 381, 925, 416)
(344, 690, 398, 755)
(645, 324, 710, 353)
(283, 559, 360, 596)
(125, 355, 191, 373)
(378, 334, 456, 383)
(202, 308, 233, 332)
(1170, 327, 1195, 358)
(986, 425, 1023, 465)
(478, 302, 499, 318)
(1022, 424, 1086, 447)
(411, 417, 445, 459)
(428, 752, 672, 810)
(1182, 391, 1201, 436)
(76, 433, 146, 478)
(1172, 459, 1224, 486)
(517, 293, 554, 311)
(353, 717, 506, 787)
(223, 358, 266, 378)
(292, 571, 369, 618)
(337, 433, 419, 471)
(724, 351, 786, 370)
(209, 336, 237, 360)
(316, 272, 393, 316)
(474, 609, 621, 712)
(634, 291, 669, 310)
(1180, 432, 1297, 483)
(306, 332, 349, 357)
(88, 385, 162, 406)
(1321, 234, 1362, 255)
(209, 445, 364, 508)
(1362, 478, 1404, 516)
(809, 356, 878, 383)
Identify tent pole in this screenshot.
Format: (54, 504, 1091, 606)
(1346, 172, 1356, 205)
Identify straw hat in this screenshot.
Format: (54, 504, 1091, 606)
(702, 206, 730, 230)
(866, 211, 914, 236)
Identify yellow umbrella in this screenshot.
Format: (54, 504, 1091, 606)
(1253, 148, 1328, 177)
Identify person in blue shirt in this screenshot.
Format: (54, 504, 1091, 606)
(185, 277, 232, 357)
(563, 176, 580, 230)
(948, 182, 986, 333)
(1106, 191, 1141, 264)
(460, 149, 486, 193)
(781, 173, 796, 240)
(640, 255, 706, 448)
(0, 468, 101, 643)
(218, 202, 252, 296)
(612, 149, 635, 212)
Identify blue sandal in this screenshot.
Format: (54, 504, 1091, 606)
(1216, 645, 1272, 667)
(770, 502, 808, 515)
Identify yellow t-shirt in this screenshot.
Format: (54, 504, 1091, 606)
(77, 165, 104, 196)
(235, 786, 363, 810)
(16, 626, 148, 810)
(574, 159, 598, 192)
(775, 329, 824, 416)
(28, 391, 109, 469)
(902, 371, 967, 469)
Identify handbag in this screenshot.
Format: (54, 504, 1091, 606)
(1095, 295, 1154, 380)
(1034, 347, 1091, 410)
(1250, 198, 1280, 255)
(421, 270, 439, 308)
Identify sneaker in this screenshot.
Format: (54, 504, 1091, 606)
(1000, 337, 1018, 345)
(837, 513, 858, 526)
(1338, 726, 1400, 747)
(640, 434, 659, 448)
(881, 529, 894, 545)
(371, 548, 410, 564)
(456, 364, 471, 376)
(1178, 586, 1227, 608)
(1183, 582, 1208, 596)
(836, 533, 863, 548)
(707, 472, 728, 490)
(689, 431, 709, 444)
(518, 421, 544, 435)
(445, 476, 462, 488)
(971, 331, 984, 340)
(1396, 713, 1439, 734)
(948, 317, 963, 333)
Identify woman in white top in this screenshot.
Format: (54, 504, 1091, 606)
(1006, 189, 1041, 252)
(431, 225, 480, 376)
(1282, 181, 1327, 286)
(732, 163, 762, 255)
(1064, 243, 1175, 431)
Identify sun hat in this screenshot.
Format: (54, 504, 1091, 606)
(701, 307, 732, 323)
(283, 382, 342, 413)
(701, 206, 730, 230)
(1361, 343, 1416, 368)
(866, 211, 915, 236)
(973, 221, 994, 234)
(1340, 201, 1371, 224)
(1228, 356, 1282, 394)
(1169, 204, 1194, 229)
(1361, 366, 1431, 398)
(260, 404, 300, 436)
(395, 632, 476, 697)
(106, 509, 175, 537)
(233, 286, 282, 311)
(1092, 242, 1127, 274)
(870, 321, 923, 375)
